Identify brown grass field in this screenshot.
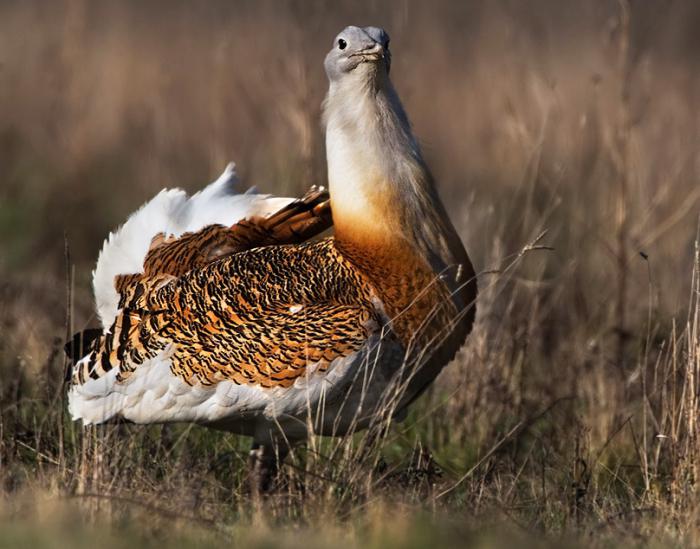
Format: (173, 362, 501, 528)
(1, 1, 699, 547)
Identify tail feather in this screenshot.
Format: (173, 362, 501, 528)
(63, 328, 103, 380)
(131, 186, 331, 282)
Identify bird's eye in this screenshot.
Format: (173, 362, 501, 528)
(338, 38, 347, 50)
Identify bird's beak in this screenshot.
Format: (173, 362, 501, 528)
(350, 43, 385, 62)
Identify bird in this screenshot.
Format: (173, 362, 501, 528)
(66, 25, 477, 492)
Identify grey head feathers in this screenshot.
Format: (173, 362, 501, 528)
(324, 25, 391, 82)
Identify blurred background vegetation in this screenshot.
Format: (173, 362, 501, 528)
(1, 0, 699, 547)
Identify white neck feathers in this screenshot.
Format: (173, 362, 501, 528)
(323, 72, 468, 280)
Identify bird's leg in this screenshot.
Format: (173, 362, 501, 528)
(247, 440, 289, 497)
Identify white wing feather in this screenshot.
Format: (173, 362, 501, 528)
(92, 163, 294, 328)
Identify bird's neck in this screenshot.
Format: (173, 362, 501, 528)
(324, 76, 439, 251)
(323, 76, 475, 346)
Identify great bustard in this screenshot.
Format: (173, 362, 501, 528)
(66, 25, 477, 491)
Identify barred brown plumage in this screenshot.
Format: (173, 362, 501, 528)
(76, 239, 378, 388)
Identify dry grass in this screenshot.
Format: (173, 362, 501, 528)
(1, 0, 700, 547)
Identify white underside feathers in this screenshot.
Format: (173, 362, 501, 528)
(67, 334, 402, 438)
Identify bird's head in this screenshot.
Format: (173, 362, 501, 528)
(324, 26, 391, 84)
